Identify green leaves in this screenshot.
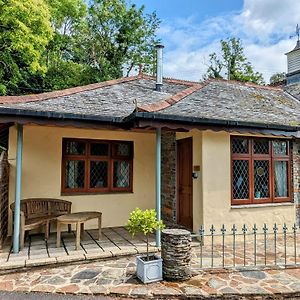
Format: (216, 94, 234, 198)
(205, 37, 265, 85)
(0, 0, 160, 95)
(127, 208, 165, 237)
(78, 0, 160, 80)
(270, 72, 286, 84)
(0, 0, 53, 95)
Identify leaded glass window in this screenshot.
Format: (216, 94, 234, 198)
(253, 139, 269, 154)
(274, 161, 288, 197)
(113, 161, 130, 188)
(65, 141, 85, 155)
(254, 160, 269, 199)
(231, 137, 291, 205)
(273, 140, 288, 155)
(62, 139, 133, 193)
(90, 161, 108, 188)
(232, 160, 249, 199)
(65, 160, 85, 189)
(232, 138, 249, 154)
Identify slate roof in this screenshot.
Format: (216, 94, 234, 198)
(0, 75, 190, 121)
(138, 79, 300, 128)
(0, 74, 300, 131)
(285, 83, 300, 100)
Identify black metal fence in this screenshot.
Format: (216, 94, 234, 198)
(191, 223, 300, 270)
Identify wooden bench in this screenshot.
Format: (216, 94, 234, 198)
(10, 198, 72, 249)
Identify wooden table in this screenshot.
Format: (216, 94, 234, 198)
(56, 211, 102, 250)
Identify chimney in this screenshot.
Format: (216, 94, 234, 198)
(155, 44, 164, 91)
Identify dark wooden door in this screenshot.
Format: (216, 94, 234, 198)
(177, 137, 193, 229)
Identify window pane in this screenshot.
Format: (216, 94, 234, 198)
(113, 161, 130, 188)
(273, 140, 288, 155)
(65, 160, 85, 188)
(90, 143, 109, 156)
(253, 139, 269, 154)
(115, 143, 131, 156)
(274, 161, 288, 197)
(90, 161, 108, 188)
(254, 160, 269, 198)
(232, 160, 249, 199)
(65, 141, 85, 155)
(232, 138, 249, 154)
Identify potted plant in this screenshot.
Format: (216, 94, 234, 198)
(127, 208, 165, 284)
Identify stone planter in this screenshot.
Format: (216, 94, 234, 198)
(136, 255, 163, 284)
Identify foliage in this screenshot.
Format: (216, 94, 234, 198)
(37, 0, 88, 91)
(205, 37, 265, 85)
(0, 0, 53, 95)
(269, 72, 286, 84)
(0, 0, 160, 94)
(127, 208, 164, 260)
(76, 0, 160, 80)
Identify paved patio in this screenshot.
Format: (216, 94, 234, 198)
(1, 226, 299, 272)
(1, 229, 300, 298)
(0, 227, 158, 271)
(1, 254, 300, 298)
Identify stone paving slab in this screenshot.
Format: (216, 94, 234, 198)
(0, 228, 155, 272)
(1, 255, 300, 298)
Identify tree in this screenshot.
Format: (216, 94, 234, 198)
(0, 0, 53, 95)
(269, 72, 286, 84)
(76, 0, 160, 81)
(127, 208, 164, 261)
(205, 38, 265, 85)
(0, 0, 160, 94)
(33, 0, 88, 91)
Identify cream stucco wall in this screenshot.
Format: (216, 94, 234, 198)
(8, 124, 295, 236)
(8, 125, 156, 234)
(177, 130, 296, 232)
(202, 131, 295, 229)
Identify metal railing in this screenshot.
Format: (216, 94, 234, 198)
(191, 223, 300, 270)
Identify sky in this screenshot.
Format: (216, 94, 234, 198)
(132, 0, 299, 83)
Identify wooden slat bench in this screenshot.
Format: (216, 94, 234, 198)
(10, 198, 72, 249)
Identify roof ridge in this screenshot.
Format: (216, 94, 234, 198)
(212, 77, 283, 91)
(137, 82, 206, 113)
(0, 75, 141, 104)
(141, 74, 199, 86)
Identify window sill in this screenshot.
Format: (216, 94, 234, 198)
(61, 191, 134, 196)
(231, 202, 294, 209)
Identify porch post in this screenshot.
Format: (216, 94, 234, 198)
(156, 128, 161, 247)
(13, 124, 23, 253)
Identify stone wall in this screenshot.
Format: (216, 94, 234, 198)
(161, 131, 177, 224)
(293, 140, 300, 225)
(161, 228, 192, 281)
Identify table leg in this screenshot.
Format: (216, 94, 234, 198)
(80, 223, 84, 238)
(56, 222, 61, 248)
(98, 215, 102, 240)
(45, 221, 49, 240)
(76, 222, 81, 250)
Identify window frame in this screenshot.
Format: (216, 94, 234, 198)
(61, 138, 133, 194)
(231, 136, 292, 205)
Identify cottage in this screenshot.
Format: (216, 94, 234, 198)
(1, 44, 300, 253)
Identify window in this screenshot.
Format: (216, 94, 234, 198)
(62, 139, 133, 194)
(231, 137, 291, 205)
